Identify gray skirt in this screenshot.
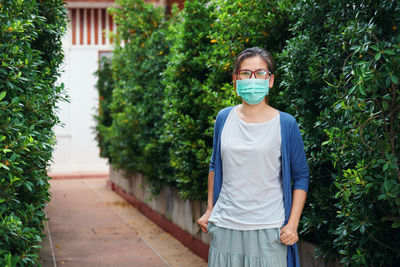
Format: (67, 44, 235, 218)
(207, 222, 287, 267)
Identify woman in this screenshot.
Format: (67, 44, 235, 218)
(197, 47, 309, 267)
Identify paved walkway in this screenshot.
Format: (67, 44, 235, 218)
(39, 177, 207, 267)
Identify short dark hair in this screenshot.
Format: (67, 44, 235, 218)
(233, 47, 275, 75)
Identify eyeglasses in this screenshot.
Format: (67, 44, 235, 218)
(237, 69, 272, 80)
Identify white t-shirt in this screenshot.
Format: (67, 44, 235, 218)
(208, 105, 285, 230)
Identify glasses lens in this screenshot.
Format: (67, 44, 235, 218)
(255, 70, 268, 79)
(239, 70, 252, 79)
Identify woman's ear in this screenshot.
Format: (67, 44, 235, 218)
(269, 73, 274, 88)
(233, 74, 237, 89)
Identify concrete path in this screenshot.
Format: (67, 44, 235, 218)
(38, 177, 207, 267)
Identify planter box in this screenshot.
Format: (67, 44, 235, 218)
(109, 164, 341, 266)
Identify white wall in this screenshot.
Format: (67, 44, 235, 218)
(49, 5, 116, 175)
(51, 47, 109, 174)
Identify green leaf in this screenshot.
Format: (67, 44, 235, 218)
(374, 52, 381, 61)
(24, 182, 33, 192)
(360, 224, 365, 234)
(371, 45, 380, 51)
(390, 75, 399, 84)
(349, 84, 357, 95)
(377, 159, 386, 164)
(383, 163, 388, 171)
(0, 91, 6, 101)
(385, 76, 391, 87)
(334, 182, 341, 190)
(378, 194, 386, 200)
(334, 102, 343, 111)
(0, 163, 10, 170)
(391, 222, 400, 229)
(382, 101, 389, 110)
(383, 49, 395, 55)
(359, 85, 366, 96)
(343, 189, 350, 202)
(383, 179, 390, 192)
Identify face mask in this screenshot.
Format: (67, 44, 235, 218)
(236, 79, 270, 105)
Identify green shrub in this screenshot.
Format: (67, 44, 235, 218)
(159, 0, 219, 200)
(326, 5, 400, 266)
(94, 56, 114, 160)
(0, 0, 67, 266)
(278, 0, 400, 265)
(276, 0, 354, 260)
(103, 0, 180, 196)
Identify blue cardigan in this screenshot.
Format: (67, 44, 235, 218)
(209, 106, 309, 267)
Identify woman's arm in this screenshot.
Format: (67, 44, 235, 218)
(198, 109, 223, 232)
(288, 189, 307, 228)
(197, 171, 215, 233)
(207, 171, 215, 211)
(280, 189, 307, 245)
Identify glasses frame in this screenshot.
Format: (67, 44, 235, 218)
(237, 69, 272, 80)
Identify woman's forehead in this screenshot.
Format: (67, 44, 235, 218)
(239, 56, 268, 70)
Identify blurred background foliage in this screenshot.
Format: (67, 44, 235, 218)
(94, 0, 400, 265)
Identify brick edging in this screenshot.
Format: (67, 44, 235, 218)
(106, 180, 210, 261)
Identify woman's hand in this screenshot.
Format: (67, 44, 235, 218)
(280, 223, 299, 245)
(197, 209, 212, 233)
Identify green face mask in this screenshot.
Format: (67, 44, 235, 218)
(236, 79, 270, 105)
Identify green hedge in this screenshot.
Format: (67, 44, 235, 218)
(95, 0, 400, 265)
(102, 0, 180, 196)
(278, 1, 400, 264)
(94, 56, 114, 160)
(0, 0, 67, 266)
(159, 0, 221, 200)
